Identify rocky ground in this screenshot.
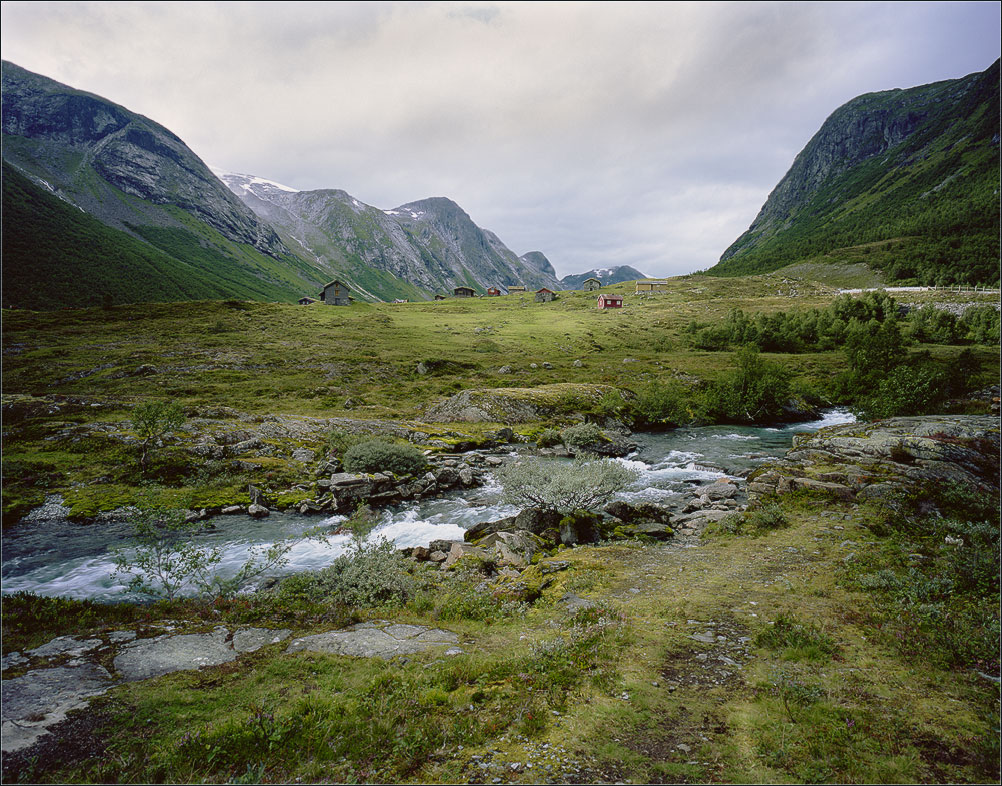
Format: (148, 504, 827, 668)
(2, 413, 999, 783)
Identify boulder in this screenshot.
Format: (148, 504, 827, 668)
(604, 500, 674, 524)
(441, 542, 487, 569)
(464, 507, 563, 542)
(477, 530, 546, 568)
(702, 479, 740, 500)
(247, 503, 270, 519)
(558, 511, 601, 546)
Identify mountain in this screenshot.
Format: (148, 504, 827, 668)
(559, 265, 647, 290)
(216, 171, 560, 298)
(1, 61, 326, 309)
(518, 251, 558, 279)
(711, 60, 1000, 286)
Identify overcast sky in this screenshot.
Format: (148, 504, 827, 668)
(2, 1, 999, 278)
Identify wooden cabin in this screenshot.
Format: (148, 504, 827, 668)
(486, 287, 501, 297)
(453, 286, 476, 298)
(635, 279, 669, 293)
(320, 280, 351, 306)
(507, 285, 526, 293)
(434, 294, 447, 301)
(597, 294, 623, 309)
(297, 296, 319, 305)
(582, 277, 602, 291)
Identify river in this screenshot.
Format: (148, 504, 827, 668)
(0, 410, 854, 603)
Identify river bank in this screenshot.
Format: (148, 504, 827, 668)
(1, 412, 998, 783)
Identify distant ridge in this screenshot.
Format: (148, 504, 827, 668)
(711, 59, 1000, 286)
(1, 61, 324, 309)
(217, 172, 561, 299)
(559, 265, 646, 290)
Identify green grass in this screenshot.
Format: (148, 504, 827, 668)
(5, 487, 997, 783)
(2, 280, 997, 522)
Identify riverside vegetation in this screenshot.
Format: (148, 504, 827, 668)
(2, 272, 999, 783)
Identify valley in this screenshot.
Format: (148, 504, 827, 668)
(2, 271, 999, 783)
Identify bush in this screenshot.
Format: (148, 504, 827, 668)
(277, 541, 413, 608)
(559, 422, 605, 450)
(342, 439, 427, 476)
(701, 345, 791, 423)
(631, 379, 698, 427)
(536, 428, 562, 448)
(757, 612, 838, 661)
(131, 400, 185, 473)
(497, 456, 638, 513)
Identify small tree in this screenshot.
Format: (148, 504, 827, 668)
(113, 494, 319, 601)
(496, 457, 638, 514)
(112, 499, 219, 601)
(341, 503, 381, 551)
(131, 400, 186, 473)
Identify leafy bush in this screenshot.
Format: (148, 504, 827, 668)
(536, 428, 562, 448)
(701, 345, 791, 423)
(960, 305, 1001, 345)
(559, 422, 605, 450)
(131, 400, 185, 473)
(433, 582, 528, 622)
(497, 456, 638, 513)
(112, 494, 307, 601)
(277, 541, 413, 608)
(342, 439, 427, 476)
(631, 379, 697, 426)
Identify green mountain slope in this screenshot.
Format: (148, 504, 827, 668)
(1, 61, 327, 308)
(712, 60, 1000, 286)
(1, 162, 308, 309)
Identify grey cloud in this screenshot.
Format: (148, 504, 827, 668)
(1, 1, 998, 279)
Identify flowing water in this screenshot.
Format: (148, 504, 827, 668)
(1, 410, 854, 603)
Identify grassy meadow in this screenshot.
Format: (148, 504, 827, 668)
(2, 271, 999, 784)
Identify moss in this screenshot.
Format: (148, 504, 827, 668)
(62, 485, 137, 519)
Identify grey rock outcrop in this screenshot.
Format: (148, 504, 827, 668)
(747, 415, 1000, 503)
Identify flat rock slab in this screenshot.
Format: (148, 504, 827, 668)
(27, 635, 104, 658)
(114, 626, 291, 682)
(1, 663, 113, 753)
(286, 622, 460, 660)
(232, 627, 292, 653)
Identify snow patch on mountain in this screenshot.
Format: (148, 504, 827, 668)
(210, 166, 299, 195)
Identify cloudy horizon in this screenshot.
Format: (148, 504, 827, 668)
(2, 1, 999, 279)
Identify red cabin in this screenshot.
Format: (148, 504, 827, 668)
(597, 294, 622, 309)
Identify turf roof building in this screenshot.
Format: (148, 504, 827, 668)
(582, 277, 602, 291)
(320, 280, 351, 305)
(453, 286, 476, 298)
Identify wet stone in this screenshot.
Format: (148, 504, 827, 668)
(286, 621, 460, 660)
(27, 636, 103, 658)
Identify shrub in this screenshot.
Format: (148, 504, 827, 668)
(342, 439, 427, 476)
(744, 503, 789, 533)
(701, 345, 791, 423)
(559, 422, 605, 450)
(497, 456, 638, 513)
(632, 379, 698, 426)
(277, 541, 413, 608)
(536, 428, 562, 448)
(111, 494, 311, 601)
(131, 400, 185, 473)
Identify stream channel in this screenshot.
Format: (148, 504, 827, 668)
(1, 410, 854, 604)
